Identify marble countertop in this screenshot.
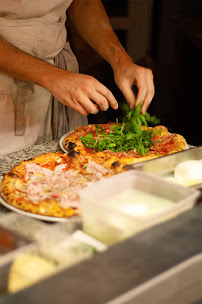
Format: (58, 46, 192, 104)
(0, 140, 61, 176)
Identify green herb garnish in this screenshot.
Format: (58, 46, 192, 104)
(80, 104, 160, 155)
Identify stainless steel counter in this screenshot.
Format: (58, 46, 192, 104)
(0, 205, 201, 304)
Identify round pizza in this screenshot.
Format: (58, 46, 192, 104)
(62, 122, 188, 173)
(0, 152, 114, 218)
(0, 109, 188, 219)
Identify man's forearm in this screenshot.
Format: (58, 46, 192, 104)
(67, 0, 133, 70)
(0, 35, 57, 90)
(0, 34, 119, 115)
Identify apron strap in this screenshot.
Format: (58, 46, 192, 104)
(51, 49, 69, 139)
(51, 42, 88, 140)
(13, 79, 34, 136)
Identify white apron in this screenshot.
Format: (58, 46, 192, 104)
(0, 0, 87, 155)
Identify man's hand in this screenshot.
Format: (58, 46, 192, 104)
(113, 59, 155, 114)
(45, 68, 118, 116)
(0, 35, 118, 116)
(68, 0, 155, 114)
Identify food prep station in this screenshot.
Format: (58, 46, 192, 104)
(0, 141, 202, 304)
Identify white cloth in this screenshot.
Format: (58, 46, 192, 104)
(0, 0, 73, 59)
(0, 0, 88, 155)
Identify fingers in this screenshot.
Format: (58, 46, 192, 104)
(141, 82, 155, 114)
(142, 69, 155, 114)
(72, 92, 100, 114)
(69, 100, 89, 116)
(135, 87, 146, 108)
(69, 77, 118, 114)
(115, 64, 155, 114)
(77, 78, 118, 112)
(96, 83, 118, 110)
(120, 81, 136, 110)
(135, 68, 155, 114)
(78, 90, 117, 114)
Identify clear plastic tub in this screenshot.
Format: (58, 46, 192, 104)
(80, 171, 200, 245)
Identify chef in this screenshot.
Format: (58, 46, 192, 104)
(0, 0, 154, 155)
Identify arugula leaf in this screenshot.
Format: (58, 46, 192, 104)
(80, 104, 160, 155)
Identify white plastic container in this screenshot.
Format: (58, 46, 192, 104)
(80, 171, 200, 245)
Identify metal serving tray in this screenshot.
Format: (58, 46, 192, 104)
(125, 146, 202, 176)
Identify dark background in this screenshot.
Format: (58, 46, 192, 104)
(68, 0, 202, 146)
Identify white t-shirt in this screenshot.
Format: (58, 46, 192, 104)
(0, 0, 87, 155)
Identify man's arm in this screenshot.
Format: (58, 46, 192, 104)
(67, 0, 155, 113)
(0, 35, 53, 87)
(0, 35, 118, 115)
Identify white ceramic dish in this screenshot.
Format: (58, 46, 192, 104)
(0, 195, 80, 223)
(59, 130, 74, 153)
